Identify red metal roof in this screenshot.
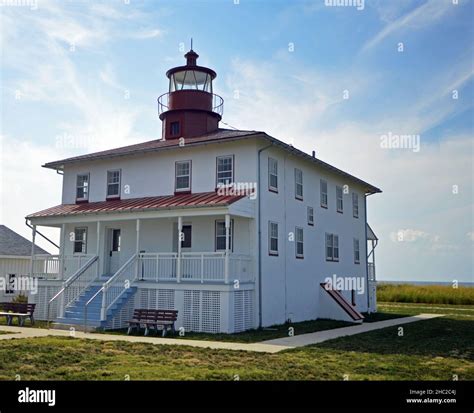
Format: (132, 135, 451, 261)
(27, 192, 245, 219)
(44, 129, 261, 169)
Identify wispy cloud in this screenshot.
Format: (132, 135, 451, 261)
(223, 53, 473, 280)
(361, 0, 456, 53)
(131, 28, 163, 39)
(0, 0, 162, 249)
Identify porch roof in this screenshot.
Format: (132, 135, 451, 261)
(27, 192, 245, 219)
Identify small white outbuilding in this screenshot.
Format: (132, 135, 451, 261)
(0, 225, 49, 302)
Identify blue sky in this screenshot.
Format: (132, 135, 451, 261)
(0, 0, 473, 282)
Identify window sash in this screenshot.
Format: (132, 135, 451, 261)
(107, 170, 120, 197)
(268, 158, 278, 191)
(333, 235, 339, 261)
(326, 233, 339, 261)
(336, 186, 343, 212)
(307, 207, 314, 225)
(175, 161, 191, 191)
(76, 174, 89, 200)
(269, 222, 278, 254)
(74, 228, 87, 254)
(170, 122, 180, 136)
(295, 227, 304, 257)
(325, 233, 333, 260)
(320, 180, 328, 207)
(354, 238, 360, 263)
(215, 220, 233, 251)
(216, 156, 234, 186)
(295, 169, 303, 199)
(352, 193, 359, 218)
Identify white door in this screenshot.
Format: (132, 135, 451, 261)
(107, 229, 121, 275)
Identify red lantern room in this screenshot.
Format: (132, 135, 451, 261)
(158, 48, 224, 140)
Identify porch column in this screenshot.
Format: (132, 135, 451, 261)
(96, 221, 101, 279)
(60, 223, 66, 280)
(224, 214, 230, 284)
(135, 219, 141, 279)
(177, 216, 182, 283)
(29, 224, 36, 277)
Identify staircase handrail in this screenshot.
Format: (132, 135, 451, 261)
(46, 255, 98, 328)
(84, 254, 137, 331)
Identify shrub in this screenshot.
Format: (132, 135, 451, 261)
(11, 294, 28, 304)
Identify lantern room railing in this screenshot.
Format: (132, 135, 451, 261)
(157, 91, 224, 117)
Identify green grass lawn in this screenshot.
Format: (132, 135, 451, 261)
(103, 312, 404, 343)
(105, 318, 354, 343)
(0, 303, 472, 380)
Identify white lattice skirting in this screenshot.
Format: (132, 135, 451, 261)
(32, 283, 256, 334)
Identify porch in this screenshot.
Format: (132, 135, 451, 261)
(26, 198, 257, 332)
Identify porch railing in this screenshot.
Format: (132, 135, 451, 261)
(32, 254, 94, 279)
(47, 255, 98, 324)
(138, 252, 254, 283)
(139, 253, 177, 281)
(229, 254, 254, 283)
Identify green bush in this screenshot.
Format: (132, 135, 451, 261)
(11, 294, 28, 304)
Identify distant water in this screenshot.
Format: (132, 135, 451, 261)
(379, 281, 473, 287)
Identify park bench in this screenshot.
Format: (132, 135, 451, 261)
(127, 309, 178, 337)
(0, 302, 36, 326)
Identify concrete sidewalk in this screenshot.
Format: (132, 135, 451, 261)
(261, 313, 443, 347)
(0, 313, 443, 354)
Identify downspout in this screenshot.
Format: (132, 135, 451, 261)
(283, 151, 288, 321)
(364, 192, 375, 312)
(25, 219, 60, 250)
(257, 143, 274, 328)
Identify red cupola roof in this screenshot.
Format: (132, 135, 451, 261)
(158, 49, 223, 140)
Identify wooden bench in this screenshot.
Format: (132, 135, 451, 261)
(127, 309, 178, 337)
(0, 303, 36, 326)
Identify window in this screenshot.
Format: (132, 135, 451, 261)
(336, 186, 343, 213)
(268, 221, 278, 255)
(325, 233, 339, 262)
(181, 225, 192, 248)
(5, 274, 15, 295)
(215, 220, 233, 251)
(352, 192, 359, 218)
(74, 227, 87, 254)
(351, 290, 356, 306)
(268, 157, 278, 192)
(295, 168, 303, 200)
(111, 229, 121, 252)
(170, 121, 180, 136)
(354, 238, 360, 264)
(175, 160, 191, 192)
(76, 173, 89, 201)
(107, 170, 121, 198)
(216, 155, 234, 187)
(307, 206, 314, 226)
(320, 179, 328, 208)
(295, 227, 304, 258)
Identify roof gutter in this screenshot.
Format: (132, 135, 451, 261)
(257, 142, 274, 329)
